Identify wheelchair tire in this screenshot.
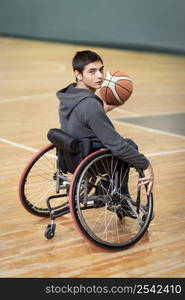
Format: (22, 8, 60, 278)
(19, 143, 68, 217)
(69, 149, 153, 251)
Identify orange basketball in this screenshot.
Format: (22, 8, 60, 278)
(99, 70, 133, 105)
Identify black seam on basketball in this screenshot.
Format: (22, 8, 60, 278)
(106, 71, 122, 102)
(105, 77, 109, 103)
(105, 78, 132, 95)
(106, 72, 114, 100)
(105, 72, 114, 104)
(107, 73, 119, 104)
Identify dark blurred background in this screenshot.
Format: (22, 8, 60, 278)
(0, 0, 185, 54)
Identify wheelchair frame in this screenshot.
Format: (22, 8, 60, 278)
(19, 142, 153, 251)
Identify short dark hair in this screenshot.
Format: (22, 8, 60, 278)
(72, 50, 103, 73)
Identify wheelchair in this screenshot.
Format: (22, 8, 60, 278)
(18, 128, 154, 251)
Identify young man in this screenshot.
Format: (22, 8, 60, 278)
(57, 50, 154, 194)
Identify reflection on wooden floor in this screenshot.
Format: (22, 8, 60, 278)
(0, 37, 185, 278)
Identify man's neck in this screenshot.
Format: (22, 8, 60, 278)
(76, 81, 95, 94)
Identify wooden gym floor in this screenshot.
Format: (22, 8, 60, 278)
(0, 37, 185, 278)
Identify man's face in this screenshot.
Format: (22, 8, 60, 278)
(75, 61, 104, 92)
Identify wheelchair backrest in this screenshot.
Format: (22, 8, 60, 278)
(47, 128, 103, 173)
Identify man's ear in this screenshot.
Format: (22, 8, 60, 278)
(74, 70, 82, 81)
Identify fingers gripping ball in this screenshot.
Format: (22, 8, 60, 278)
(99, 70, 133, 105)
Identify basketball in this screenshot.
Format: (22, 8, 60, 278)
(99, 70, 133, 105)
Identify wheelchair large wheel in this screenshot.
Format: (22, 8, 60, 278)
(19, 143, 69, 217)
(69, 149, 153, 251)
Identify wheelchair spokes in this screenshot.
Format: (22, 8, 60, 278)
(19, 144, 71, 217)
(70, 150, 153, 250)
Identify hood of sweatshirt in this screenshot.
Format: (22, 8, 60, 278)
(56, 83, 102, 119)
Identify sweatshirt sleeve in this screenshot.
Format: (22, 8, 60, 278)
(83, 98, 150, 170)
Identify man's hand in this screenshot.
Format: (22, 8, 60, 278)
(103, 102, 118, 113)
(138, 163, 154, 195)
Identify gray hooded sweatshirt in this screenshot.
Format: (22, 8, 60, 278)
(57, 83, 149, 170)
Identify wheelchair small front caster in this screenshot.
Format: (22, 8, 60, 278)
(44, 223, 56, 239)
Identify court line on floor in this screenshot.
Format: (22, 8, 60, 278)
(112, 107, 139, 116)
(0, 137, 185, 158)
(113, 110, 185, 118)
(146, 149, 185, 157)
(0, 138, 39, 153)
(112, 119, 185, 140)
(0, 93, 54, 104)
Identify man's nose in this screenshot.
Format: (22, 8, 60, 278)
(97, 70, 103, 78)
